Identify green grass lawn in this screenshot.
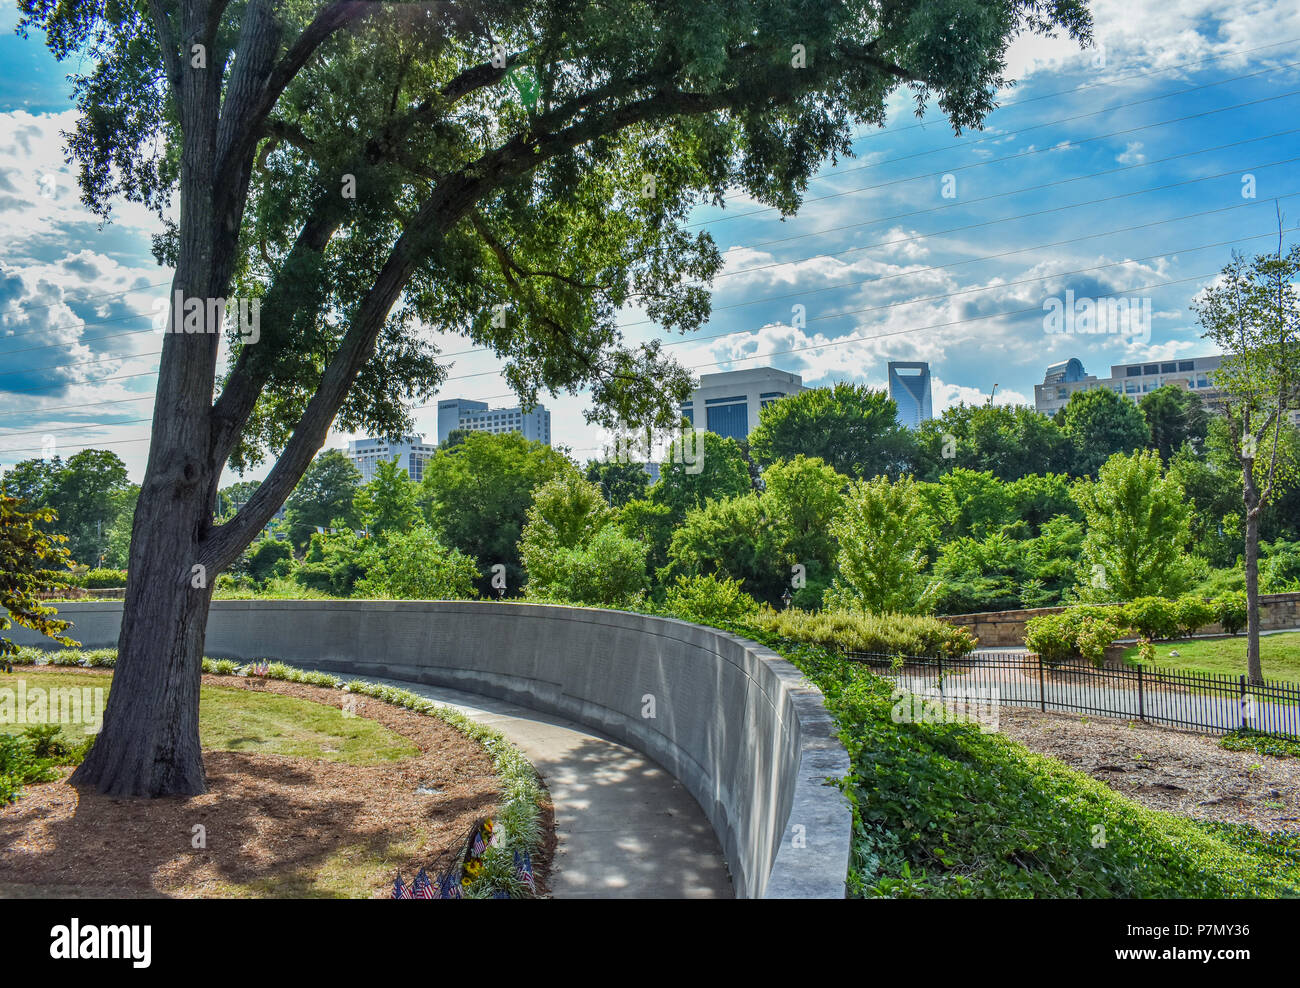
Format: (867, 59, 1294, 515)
(1120, 631, 1300, 683)
(1, 669, 418, 764)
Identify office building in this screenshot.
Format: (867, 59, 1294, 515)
(1033, 355, 1224, 416)
(888, 361, 933, 429)
(345, 435, 438, 483)
(436, 398, 551, 446)
(680, 367, 806, 442)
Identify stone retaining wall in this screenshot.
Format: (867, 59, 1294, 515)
(939, 592, 1300, 648)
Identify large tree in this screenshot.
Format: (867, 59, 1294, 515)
(1193, 238, 1300, 683)
(1140, 384, 1209, 462)
(284, 448, 363, 545)
(2, 450, 136, 564)
(749, 383, 913, 480)
(1058, 387, 1150, 477)
(21, 0, 1090, 796)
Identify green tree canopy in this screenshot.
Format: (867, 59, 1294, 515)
(1140, 385, 1209, 462)
(913, 403, 1072, 481)
(749, 383, 913, 479)
(584, 459, 649, 509)
(649, 431, 751, 521)
(1058, 388, 1150, 477)
(0, 493, 78, 656)
(1072, 449, 1196, 602)
(420, 431, 576, 593)
(285, 449, 363, 546)
(353, 458, 421, 537)
(1, 450, 136, 564)
(826, 475, 936, 615)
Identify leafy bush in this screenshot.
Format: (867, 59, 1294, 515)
(1215, 591, 1248, 636)
(245, 538, 294, 584)
(526, 525, 649, 609)
(663, 574, 758, 628)
(1024, 610, 1124, 666)
(1172, 596, 1217, 638)
(0, 733, 61, 805)
(1221, 729, 1300, 759)
(64, 568, 128, 589)
(354, 527, 479, 600)
(745, 607, 977, 658)
(1125, 596, 1181, 641)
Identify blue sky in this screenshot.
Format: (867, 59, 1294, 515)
(1, 2, 1299, 482)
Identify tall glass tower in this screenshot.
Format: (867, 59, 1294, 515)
(887, 361, 933, 429)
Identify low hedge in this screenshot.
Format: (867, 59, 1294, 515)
(745, 606, 978, 658)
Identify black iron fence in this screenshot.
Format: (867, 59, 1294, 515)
(843, 649, 1300, 740)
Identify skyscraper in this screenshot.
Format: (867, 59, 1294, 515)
(888, 361, 932, 429)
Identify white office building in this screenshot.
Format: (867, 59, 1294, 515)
(345, 434, 438, 483)
(680, 367, 806, 441)
(1033, 355, 1223, 416)
(436, 398, 551, 446)
(888, 361, 933, 429)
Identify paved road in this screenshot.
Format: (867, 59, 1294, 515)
(333, 674, 734, 899)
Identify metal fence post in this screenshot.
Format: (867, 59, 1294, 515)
(937, 651, 944, 696)
(1038, 650, 1046, 712)
(1239, 674, 1248, 730)
(1137, 663, 1145, 723)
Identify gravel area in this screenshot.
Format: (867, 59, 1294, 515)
(996, 706, 1300, 832)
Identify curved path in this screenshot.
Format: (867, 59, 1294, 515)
(340, 673, 734, 899)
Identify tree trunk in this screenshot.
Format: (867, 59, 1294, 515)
(1244, 506, 1263, 685)
(69, 477, 216, 796)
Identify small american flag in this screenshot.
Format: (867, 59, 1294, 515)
(471, 831, 487, 857)
(441, 873, 462, 899)
(514, 850, 535, 891)
(412, 868, 435, 899)
(391, 872, 411, 899)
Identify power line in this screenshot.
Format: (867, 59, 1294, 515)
(722, 58, 1300, 207)
(694, 86, 1300, 226)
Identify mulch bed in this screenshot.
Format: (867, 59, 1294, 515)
(996, 705, 1300, 832)
(0, 668, 553, 898)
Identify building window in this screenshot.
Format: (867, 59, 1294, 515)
(1143, 364, 1159, 375)
(1161, 362, 1176, 373)
(706, 402, 748, 441)
(1126, 366, 1142, 377)
(1178, 360, 1195, 371)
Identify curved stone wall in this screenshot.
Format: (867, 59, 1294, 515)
(10, 600, 852, 899)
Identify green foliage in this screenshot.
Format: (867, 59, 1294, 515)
(518, 473, 613, 590)
(354, 527, 479, 600)
(826, 475, 936, 615)
(1172, 595, 1217, 639)
(649, 431, 751, 521)
(1059, 388, 1151, 478)
(912, 403, 1073, 481)
(525, 525, 649, 609)
(285, 449, 363, 547)
(746, 607, 977, 659)
(750, 384, 913, 480)
(353, 459, 421, 538)
(0, 450, 136, 565)
(420, 432, 577, 594)
(1141, 385, 1209, 462)
(584, 459, 648, 508)
(0, 492, 78, 656)
(770, 634, 1299, 897)
(663, 573, 758, 628)
(1215, 591, 1249, 636)
(245, 537, 294, 585)
(1124, 596, 1182, 642)
(1073, 449, 1196, 601)
(66, 568, 129, 589)
(1220, 729, 1300, 759)
(1024, 610, 1124, 666)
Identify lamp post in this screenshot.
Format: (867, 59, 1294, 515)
(781, 588, 793, 610)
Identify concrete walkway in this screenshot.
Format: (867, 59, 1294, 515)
(341, 674, 734, 899)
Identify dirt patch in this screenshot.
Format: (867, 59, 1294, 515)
(996, 706, 1300, 832)
(0, 671, 550, 897)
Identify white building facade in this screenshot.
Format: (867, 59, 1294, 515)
(680, 367, 806, 441)
(1034, 355, 1224, 416)
(345, 435, 438, 483)
(436, 398, 551, 446)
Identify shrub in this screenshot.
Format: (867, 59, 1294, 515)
(0, 733, 60, 805)
(745, 607, 978, 658)
(1214, 591, 1248, 636)
(1125, 596, 1181, 641)
(1172, 595, 1216, 638)
(1025, 610, 1123, 667)
(83, 568, 128, 589)
(663, 574, 759, 628)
